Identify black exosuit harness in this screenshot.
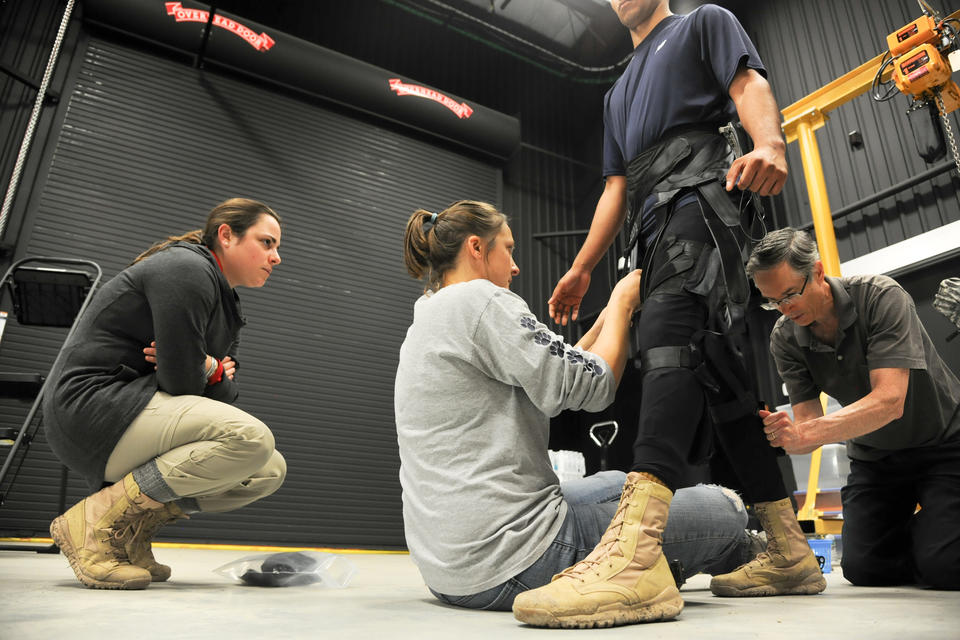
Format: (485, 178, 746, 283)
(625, 125, 763, 431)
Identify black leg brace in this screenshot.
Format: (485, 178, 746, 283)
(630, 199, 787, 502)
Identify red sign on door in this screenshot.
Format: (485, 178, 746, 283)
(164, 2, 275, 51)
(389, 79, 474, 119)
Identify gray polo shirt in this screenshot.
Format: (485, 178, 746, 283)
(769, 274, 960, 461)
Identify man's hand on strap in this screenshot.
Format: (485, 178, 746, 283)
(759, 408, 818, 455)
(726, 144, 787, 196)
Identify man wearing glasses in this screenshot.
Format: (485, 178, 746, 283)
(748, 227, 960, 590)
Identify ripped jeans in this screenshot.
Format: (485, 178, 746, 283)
(431, 471, 752, 611)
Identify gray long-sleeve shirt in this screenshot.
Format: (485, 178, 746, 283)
(43, 242, 244, 489)
(395, 279, 616, 595)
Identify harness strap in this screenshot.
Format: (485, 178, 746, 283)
(640, 335, 757, 423)
(639, 345, 699, 375)
(642, 236, 711, 299)
(626, 127, 762, 425)
(693, 329, 758, 424)
(693, 184, 750, 332)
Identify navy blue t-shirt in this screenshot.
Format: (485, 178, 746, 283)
(602, 5, 765, 177)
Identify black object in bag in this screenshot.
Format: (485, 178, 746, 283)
(240, 552, 322, 587)
(215, 550, 357, 588)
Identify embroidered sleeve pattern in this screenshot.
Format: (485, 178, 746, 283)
(468, 287, 615, 416)
(520, 314, 604, 378)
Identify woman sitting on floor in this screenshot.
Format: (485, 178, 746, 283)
(394, 200, 760, 614)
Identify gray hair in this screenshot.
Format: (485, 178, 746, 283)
(745, 227, 819, 278)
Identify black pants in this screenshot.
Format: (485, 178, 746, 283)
(841, 438, 960, 589)
(630, 197, 786, 504)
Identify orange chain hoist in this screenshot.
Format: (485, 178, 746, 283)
(886, 10, 960, 112)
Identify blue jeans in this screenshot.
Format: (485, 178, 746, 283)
(432, 471, 752, 611)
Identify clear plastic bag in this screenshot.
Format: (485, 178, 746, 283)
(213, 551, 357, 588)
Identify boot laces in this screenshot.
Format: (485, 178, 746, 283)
(558, 484, 636, 580)
(749, 551, 773, 568)
(138, 509, 174, 539)
(105, 509, 148, 562)
(127, 506, 186, 559)
(737, 541, 799, 574)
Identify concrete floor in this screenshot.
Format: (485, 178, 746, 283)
(1, 545, 958, 639)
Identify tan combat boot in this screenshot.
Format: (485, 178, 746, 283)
(512, 473, 683, 628)
(49, 473, 160, 590)
(125, 502, 188, 582)
(709, 497, 827, 596)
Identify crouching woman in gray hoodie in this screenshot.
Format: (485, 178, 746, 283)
(395, 200, 759, 615)
(45, 197, 287, 590)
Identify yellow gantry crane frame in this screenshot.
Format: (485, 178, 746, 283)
(781, 51, 895, 279)
(779, 52, 894, 533)
(778, 9, 958, 532)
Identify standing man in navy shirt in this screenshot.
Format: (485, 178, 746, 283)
(513, 1, 824, 629)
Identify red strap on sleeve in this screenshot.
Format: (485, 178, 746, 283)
(207, 359, 224, 385)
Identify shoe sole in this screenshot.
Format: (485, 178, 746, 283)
(147, 565, 172, 582)
(513, 589, 684, 629)
(710, 573, 827, 597)
(49, 516, 151, 590)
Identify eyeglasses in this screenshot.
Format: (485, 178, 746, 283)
(760, 274, 809, 311)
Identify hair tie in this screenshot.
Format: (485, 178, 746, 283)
(429, 212, 438, 224)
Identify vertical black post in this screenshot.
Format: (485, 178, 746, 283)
(194, 3, 217, 69)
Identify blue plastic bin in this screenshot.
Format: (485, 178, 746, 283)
(807, 538, 832, 573)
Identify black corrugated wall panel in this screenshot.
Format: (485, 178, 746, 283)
(0, 0, 56, 203)
(0, 34, 500, 547)
(206, 0, 612, 339)
(0, 0, 80, 251)
(738, 0, 960, 262)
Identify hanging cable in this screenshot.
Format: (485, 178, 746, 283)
(0, 0, 76, 242)
(870, 51, 898, 102)
(398, 0, 633, 74)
